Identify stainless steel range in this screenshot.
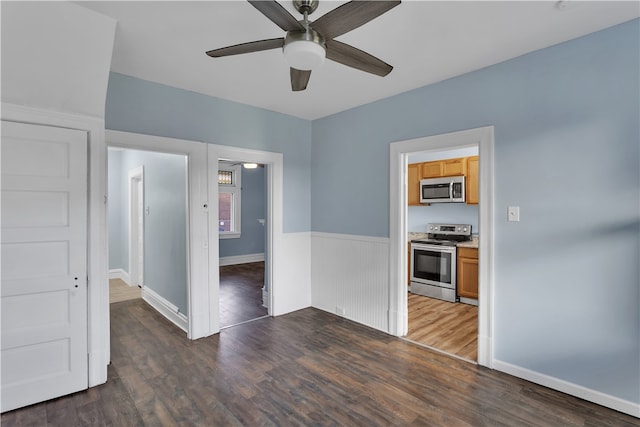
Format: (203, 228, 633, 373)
(410, 223, 472, 302)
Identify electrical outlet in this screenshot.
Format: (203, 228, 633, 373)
(508, 206, 520, 222)
(336, 307, 345, 316)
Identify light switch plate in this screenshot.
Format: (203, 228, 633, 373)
(508, 206, 520, 222)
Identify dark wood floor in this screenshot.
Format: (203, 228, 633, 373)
(219, 261, 267, 328)
(3, 299, 637, 426)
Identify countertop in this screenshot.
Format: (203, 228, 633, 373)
(456, 238, 479, 249)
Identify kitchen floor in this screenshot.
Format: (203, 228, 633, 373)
(406, 293, 478, 361)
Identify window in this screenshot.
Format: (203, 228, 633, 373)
(218, 162, 241, 238)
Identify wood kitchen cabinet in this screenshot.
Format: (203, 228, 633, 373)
(421, 161, 443, 178)
(442, 158, 466, 176)
(408, 163, 421, 206)
(457, 247, 478, 299)
(466, 155, 479, 205)
(421, 157, 465, 179)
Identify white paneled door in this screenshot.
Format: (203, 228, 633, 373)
(1, 121, 88, 412)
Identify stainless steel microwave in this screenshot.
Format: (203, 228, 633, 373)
(419, 176, 465, 203)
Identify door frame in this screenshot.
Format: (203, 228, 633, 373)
(207, 144, 283, 334)
(127, 166, 145, 287)
(106, 130, 208, 340)
(389, 125, 495, 368)
(1, 102, 109, 387)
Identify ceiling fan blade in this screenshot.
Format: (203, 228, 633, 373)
(325, 39, 392, 77)
(248, 0, 305, 32)
(290, 68, 311, 91)
(311, 1, 401, 39)
(206, 38, 284, 58)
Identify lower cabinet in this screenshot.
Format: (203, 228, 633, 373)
(457, 247, 478, 299)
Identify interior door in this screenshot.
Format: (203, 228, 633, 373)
(1, 120, 88, 412)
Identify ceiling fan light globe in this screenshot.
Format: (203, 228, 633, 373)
(283, 40, 326, 71)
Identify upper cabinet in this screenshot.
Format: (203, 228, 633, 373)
(420, 157, 465, 179)
(409, 156, 478, 205)
(408, 163, 421, 206)
(466, 156, 479, 205)
(442, 158, 466, 177)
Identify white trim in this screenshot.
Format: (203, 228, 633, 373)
(127, 166, 144, 287)
(1, 103, 110, 388)
(108, 269, 131, 286)
(389, 125, 495, 369)
(142, 287, 188, 333)
(493, 360, 640, 418)
(218, 232, 241, 240)
(311, 231, 390, 244)
(262, 287, 269, 309)
(106, 130, 208, 340)
(219, 253, 265, 266)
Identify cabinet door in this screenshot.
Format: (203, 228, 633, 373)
(408, 163, 421, 205)
(442, 158, 465, 176)
(466, 156, 479, 205)
(457, 249, 479, 299)
(421, 161, 443, 178)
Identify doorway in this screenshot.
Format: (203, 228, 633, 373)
(217, 160, 269, 328)
(404, 147, 479, 361)
(389, 126, 495, 368)
(107, 148, 189, 333)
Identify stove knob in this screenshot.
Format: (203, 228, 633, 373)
(428, 225, 433, 230)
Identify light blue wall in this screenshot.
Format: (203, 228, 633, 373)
(408, 205, 479, 234)
(219, 165, 266, 257)
(312, 20, 640, 403)
(107, 148, 189, 315)
(107, 149, 126, 270)
(105, 73, 311, 233)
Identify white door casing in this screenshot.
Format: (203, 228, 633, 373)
(128, 166, 144, 287)
(1, 120, 88, 412)
(389, 126, 495, 367)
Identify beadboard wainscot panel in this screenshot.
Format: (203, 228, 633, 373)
(271, 232, 311, 316)
(311, 232, 390, 332)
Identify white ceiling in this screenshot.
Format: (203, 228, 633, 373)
(77, 1, 639, 120)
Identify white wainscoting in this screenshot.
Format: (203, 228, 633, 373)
(108, 269, 131, 286)
(493, 360, 640, 418)
(271, 232, 311, 316)
(311, 232, 390, 333)
(219, 252, 265, 266)
(142, 287, 188, 333)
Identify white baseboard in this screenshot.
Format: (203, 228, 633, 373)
(142, 287, 188, 333)
(493, 359, 640, 418)
(219, 252, 264, 266)
(108, 268, 131, 286)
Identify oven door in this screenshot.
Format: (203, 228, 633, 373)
(410, 243, 456, 289)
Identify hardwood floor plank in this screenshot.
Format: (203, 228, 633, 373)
(219, 261, 267, 327)
(407, 293, 478, 360)
(2, 300, 638, 426)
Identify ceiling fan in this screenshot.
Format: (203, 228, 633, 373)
(206, 0, 401, 91)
